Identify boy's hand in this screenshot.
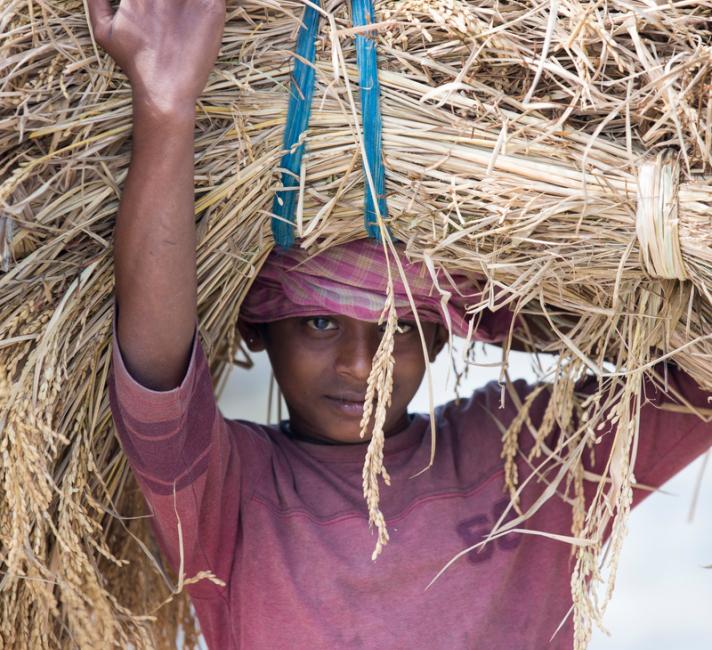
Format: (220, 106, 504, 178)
(86, 0, 226, 117)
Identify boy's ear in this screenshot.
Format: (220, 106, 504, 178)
(237, 320, 267, 352)
(428, 324, 448, 363)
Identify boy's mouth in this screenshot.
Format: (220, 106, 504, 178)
(325, 394, 366, 416)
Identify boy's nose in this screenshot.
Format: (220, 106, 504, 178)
(334, 325, 379, 384)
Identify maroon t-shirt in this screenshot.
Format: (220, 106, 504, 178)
(107, 315, 712, 649)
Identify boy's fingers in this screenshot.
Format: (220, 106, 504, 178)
(85, 0, 114, 42)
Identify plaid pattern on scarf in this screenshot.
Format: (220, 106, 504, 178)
(240, 239, 513, 342)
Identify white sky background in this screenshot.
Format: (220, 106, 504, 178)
(217, 340, 712, 649)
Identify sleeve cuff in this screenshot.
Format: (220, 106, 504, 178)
(110, 307, 203, 422)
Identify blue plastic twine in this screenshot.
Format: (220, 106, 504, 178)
(271, 1, 322, 248)
(272, 0, 388, 247)
(352, 0, 388, 241)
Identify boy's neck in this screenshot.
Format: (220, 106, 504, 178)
(280, 414, 415, 446)
(280, 421, 342, 445)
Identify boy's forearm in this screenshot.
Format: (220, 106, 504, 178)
(114, 103, 198, 391)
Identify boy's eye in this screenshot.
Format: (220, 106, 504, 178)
(305, 316, 337, 331)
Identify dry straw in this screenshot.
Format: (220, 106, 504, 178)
(2, 0, 712, 648)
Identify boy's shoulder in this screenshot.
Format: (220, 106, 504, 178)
(437, 377, 542, 428)
(432, 377, 550, 470)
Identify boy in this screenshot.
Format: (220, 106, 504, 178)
(88, 0, 712, 647)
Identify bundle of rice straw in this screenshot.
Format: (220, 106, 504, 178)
(2, 0, 711, 647)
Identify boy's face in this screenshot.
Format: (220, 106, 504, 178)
(238, 315, 447, 444)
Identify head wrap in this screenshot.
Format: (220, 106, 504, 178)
(240, 239, 513, 342)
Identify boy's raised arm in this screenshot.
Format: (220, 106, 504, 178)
(86, 0, 226, 390)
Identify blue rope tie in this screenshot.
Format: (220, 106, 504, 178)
(272, 0, 388, 247)
(352, 0, 388, 241)
(271, 1, 322, 248)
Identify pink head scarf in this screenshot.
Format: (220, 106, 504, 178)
(239, 239, 513, 342)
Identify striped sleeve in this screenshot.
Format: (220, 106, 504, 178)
(450, 368, 711, 515)
(557, 365, 712, 545)
(107, 310, 267, 598)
